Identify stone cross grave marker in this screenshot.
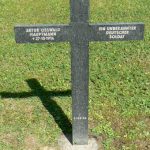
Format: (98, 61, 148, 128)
(14, 0, 144, 145)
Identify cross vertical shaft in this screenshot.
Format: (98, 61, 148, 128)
(70, 0, 89, 145)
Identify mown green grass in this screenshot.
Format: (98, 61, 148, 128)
(0, 0, 150, 149)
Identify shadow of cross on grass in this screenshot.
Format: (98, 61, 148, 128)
(0, 78, 72, 143)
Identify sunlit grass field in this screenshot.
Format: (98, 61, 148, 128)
(0, 0, 150, 149)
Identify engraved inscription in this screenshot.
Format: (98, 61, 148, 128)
(15, 25, 70, 43)
(98, 25, 137, 39)
(90, 23, 144, 41)
(74, 117, 87, 120)
(25, 27, 61, 41)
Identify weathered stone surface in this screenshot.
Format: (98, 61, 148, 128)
(58, 134, 99, 150)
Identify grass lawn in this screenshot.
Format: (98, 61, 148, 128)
(0, 0, 150, 149)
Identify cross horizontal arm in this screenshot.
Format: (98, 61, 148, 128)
(14, 24, 71, 43)
(89, 23, 144, 41)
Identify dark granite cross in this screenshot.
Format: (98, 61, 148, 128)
(14, 0, 144, 145)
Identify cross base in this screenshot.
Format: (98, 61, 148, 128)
(58, 134, 100, 150)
